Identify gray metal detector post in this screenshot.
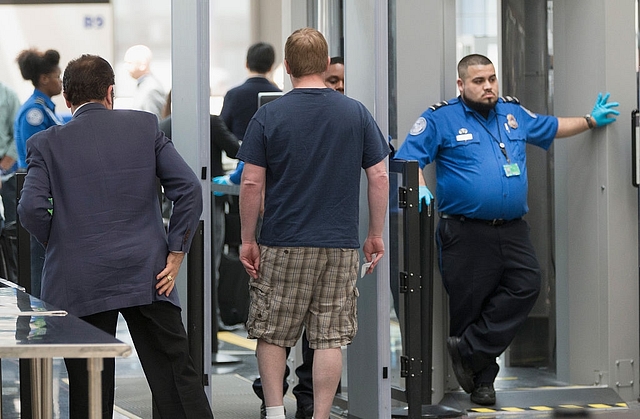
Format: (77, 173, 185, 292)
(389, 159, 461, 419)
(632, 109, 640, 404)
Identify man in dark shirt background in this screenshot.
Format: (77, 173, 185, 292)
(220, 42, 281, 141)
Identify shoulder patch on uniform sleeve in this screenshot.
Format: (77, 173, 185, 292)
(501, 96, 520, 104)
(26, 108, 44, 126)
(428, 100, 449, 111)
(409, 117, 427, 136)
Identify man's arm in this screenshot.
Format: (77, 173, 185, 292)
(16, 139, 53, 246)
(155, 126, 203, 296)
(16, 111, 47, 166)
(219, 92, 234, 129)
(239, 162, 265, 279)
(556, 92, 619, 138)
(210, 115, 240, 158)
(556, 116, 593, 138)
(363, 160, 389, 274)
(155, 128, 203, 253)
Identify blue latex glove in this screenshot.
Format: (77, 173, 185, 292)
(212, 175, 234, 196)
(229, 161, 244, 184)
(591, 92, 619, 127)
(418, 185, 433, 212)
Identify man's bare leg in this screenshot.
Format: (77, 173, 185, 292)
(312, 347, 342, 419)
(256, 339, 287, 410)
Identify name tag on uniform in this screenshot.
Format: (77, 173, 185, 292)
(456, 133, 473, 142)
(503, 163, 521, 177)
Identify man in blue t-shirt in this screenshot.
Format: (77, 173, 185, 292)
(237, 28, 390, 419)
(223, 55, 347, 419)
(395, 53, 619, 406)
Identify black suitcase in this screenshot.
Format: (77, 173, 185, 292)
(218, 246, 250, 326)
(0, 221, 18, 283)
(217, 194, 250, 326)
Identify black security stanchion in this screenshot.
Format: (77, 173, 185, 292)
(390, 160, 462, 419)
(393, 159, 423, 419)
(210, 195, 221, 359)
(15, 172, 33, 419)
(15, 173, 30, 293)
(419, 200, 434, 405)
(187, 220, 206, 384)
(418, 196, 460, 418)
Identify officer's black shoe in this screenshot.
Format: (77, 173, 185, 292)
(446, 336, 475, 393)
(470, 383, 496, 406)
(295, 405, 314, 419)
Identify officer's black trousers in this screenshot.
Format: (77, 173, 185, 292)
(437, 218, 541, 385)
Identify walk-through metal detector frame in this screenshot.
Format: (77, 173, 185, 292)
(632, 108, 640, 404)
(389, 160, 461, 419)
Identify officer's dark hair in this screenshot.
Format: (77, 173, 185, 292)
(247, 42, 275, 74)
(16, 48, 60, 88)
(330, 56, 344, 65)
(63, 55, 115, 107)
(457, 54, 493, 80)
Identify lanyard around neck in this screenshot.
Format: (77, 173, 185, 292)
(472, 113, 510, 164)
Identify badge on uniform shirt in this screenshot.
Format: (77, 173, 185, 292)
(26, 108, 44, 126)
(456, 128, 473, 142)
(409, 117, 427, 135)
(503, 162, 521, 177)
(507, 114, 518, 129)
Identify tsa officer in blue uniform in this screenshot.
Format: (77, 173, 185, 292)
(14, 48, 64, 170)
(13, 48, 64, 299)
(395, 54, 619, 406)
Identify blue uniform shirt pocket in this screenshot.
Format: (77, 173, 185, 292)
(505, 132, 527, 162)
(444, 132, 482, 164)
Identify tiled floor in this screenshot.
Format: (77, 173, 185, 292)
(2, 315, 640, 418)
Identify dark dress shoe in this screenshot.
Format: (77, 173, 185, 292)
(218, 321, 242, 332)
(446, 336, 475, 393)
(295, 406, 314, 419)
(470, 383, 496, 406)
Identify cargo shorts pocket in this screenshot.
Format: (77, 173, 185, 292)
(343, 286, 360, 340)
(246, 280, 272, 336)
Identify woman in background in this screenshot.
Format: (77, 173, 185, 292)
(14, 48, 64, 298)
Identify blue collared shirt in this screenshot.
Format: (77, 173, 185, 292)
(14, 89, 64, 169)
(395, 97, 558, 220)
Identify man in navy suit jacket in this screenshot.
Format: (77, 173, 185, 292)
(220, 42, 281, 141)
(18, 54, 213, 419)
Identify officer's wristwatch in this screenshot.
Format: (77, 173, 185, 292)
(584, 114, 595, 129)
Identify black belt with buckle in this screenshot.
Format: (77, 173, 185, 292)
(439, 213, 520, 226)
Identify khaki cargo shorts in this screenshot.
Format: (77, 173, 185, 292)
(246, 245, 359, 349)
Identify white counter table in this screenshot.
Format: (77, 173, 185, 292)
(0, 285, 131, 419)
